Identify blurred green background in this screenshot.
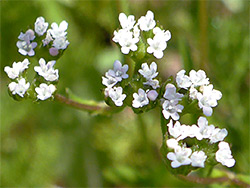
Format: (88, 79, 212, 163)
(1, 0, 249, 187)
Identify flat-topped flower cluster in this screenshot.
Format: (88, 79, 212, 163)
(113, 11, 171, 59)
(4, 16, 69, 101)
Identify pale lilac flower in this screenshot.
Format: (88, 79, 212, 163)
(132, 88, 149, 108)
(139, 62, 158, 80)
(167, 146, 192, 168)
(35, 16, 49, 36)
(176, 70, 192, 89)
(147, 90, 158, 101)
(8, 78, 30, 97)
(34, 58, 59, 82)
(108, 87, 126, 107)
(118, 13, 136, 30)
(138, 10, 156, 31)
(162, 100, 184, 120)
(49, 21, 68, 38)
(216, 141, 235, 167)
(42, 30, 53, 46)
(107, 60, 129, 82)
(52, 36, 69, 50)
(163, 84, 184, 102)
(191, 151, 207, 168)
(102, 73, 118, 88)
(4, 58, 30, 79)
(16, 29, 37, 56)
(35, 83, 56, 100)
(49, 48, 59, 56)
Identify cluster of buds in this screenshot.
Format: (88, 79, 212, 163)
(113, 11, 171, 60)
(103, 10, 235, 173)
(4, 17, 69, 101)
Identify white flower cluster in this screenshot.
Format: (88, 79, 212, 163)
(166, 117, 235, 168)
(4, 58, 57, 101)
(102, 60, 128, 106)
(176, 70, 222, 116)
(113, 11, 171, 59)
(162, 83, 184, 121)
(132, 62, 160, 108)
(16, 16, 69, 57)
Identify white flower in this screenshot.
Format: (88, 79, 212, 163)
(163, 84, 183, 102)
(138, 10, 156, 31)
(119, 31, 139, 54)
(162, 100, 184, 120)
(176, 70, 192, 89)
(210, 128, 228, 144)
(4, 58, 30, 79)
(216, 142, 235, 167)
(107, 60, 129, 82)
(166, 138, 179, 149)
(8, 78, 30, 97)
(189, 85, 199, 100)
(35, 16, 49, 36)
(35, 83, 56, 100)
(49, 21, 68, 38)
(144, 79, 160, 89)
(147, 37, 167, 59)
(16, 29, 37, 56)
(42, 30, 53, 46)
(34, 58, 59, 82)
(189, 70, 209, 87)
(197, 84, 222, 116)
(132, 88, 149, 108)
(190, 151, 207, 168)
(153, 27, 171, 42)
(139, 62, 158, 80)
(52, 36, 69, 50)
(147, 90, 158, 101)
(108, 87, 126, 107)
(119, 13, 136, 30)
(167, 120, 183, 139)
(167, 146, 192, 168)
(102, 73, 118, 88)
(133, 23, 140, 38)
(196, 116, 215, 140)
(113, 29, 126, 43)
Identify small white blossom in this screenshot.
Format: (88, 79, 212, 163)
(107, 60, 128, 82)
(176, 70, 192, 89)
(166, 138, 179, 149)
(147, 90, 158, 101)
(167, 120, 183, 139)
(139, 62, 158, 80)
(35, 16, 49, 36)
(118, 13, 136, 30)
(153, 27, 171, 42)
(16, 29, 37, 56)
(196, 116, 215, 140)
(190, 151, 207, 168)
(147, 37, 166, 59)
(132, 88, 149, 108)
(108, 87, 126, 106)
(49, 21, 68, 38)
(119, 31, 139, 54)
(133, 23, 140, 38)
(162, 100, 184, 120)
(189, 70, 209, 87)
(216, 142, 235, 167)
(144, 79, 160, 89)
(34, 58, 59, 82)
(8, 78, 30, 97)
(138, 10, 156, 31)
(167, 146, 192, 168)
(189, 85, 199, 100)
(102, 73, 118, 88)
(197, 84, 222, 116)
(42, 30, 53, 46)
(210, 128, 228, 144)
(4, 59, 30, 79)
(52, 36, 69, 50)
(35, 83, 56, 100)
(113, 29, 126, 43)
(163, 84, 184, 102)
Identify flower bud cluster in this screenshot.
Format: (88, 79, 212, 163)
(5, 17, 69, 101)
(113, 11, 171, 59)
(16, 16, 69, 57)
